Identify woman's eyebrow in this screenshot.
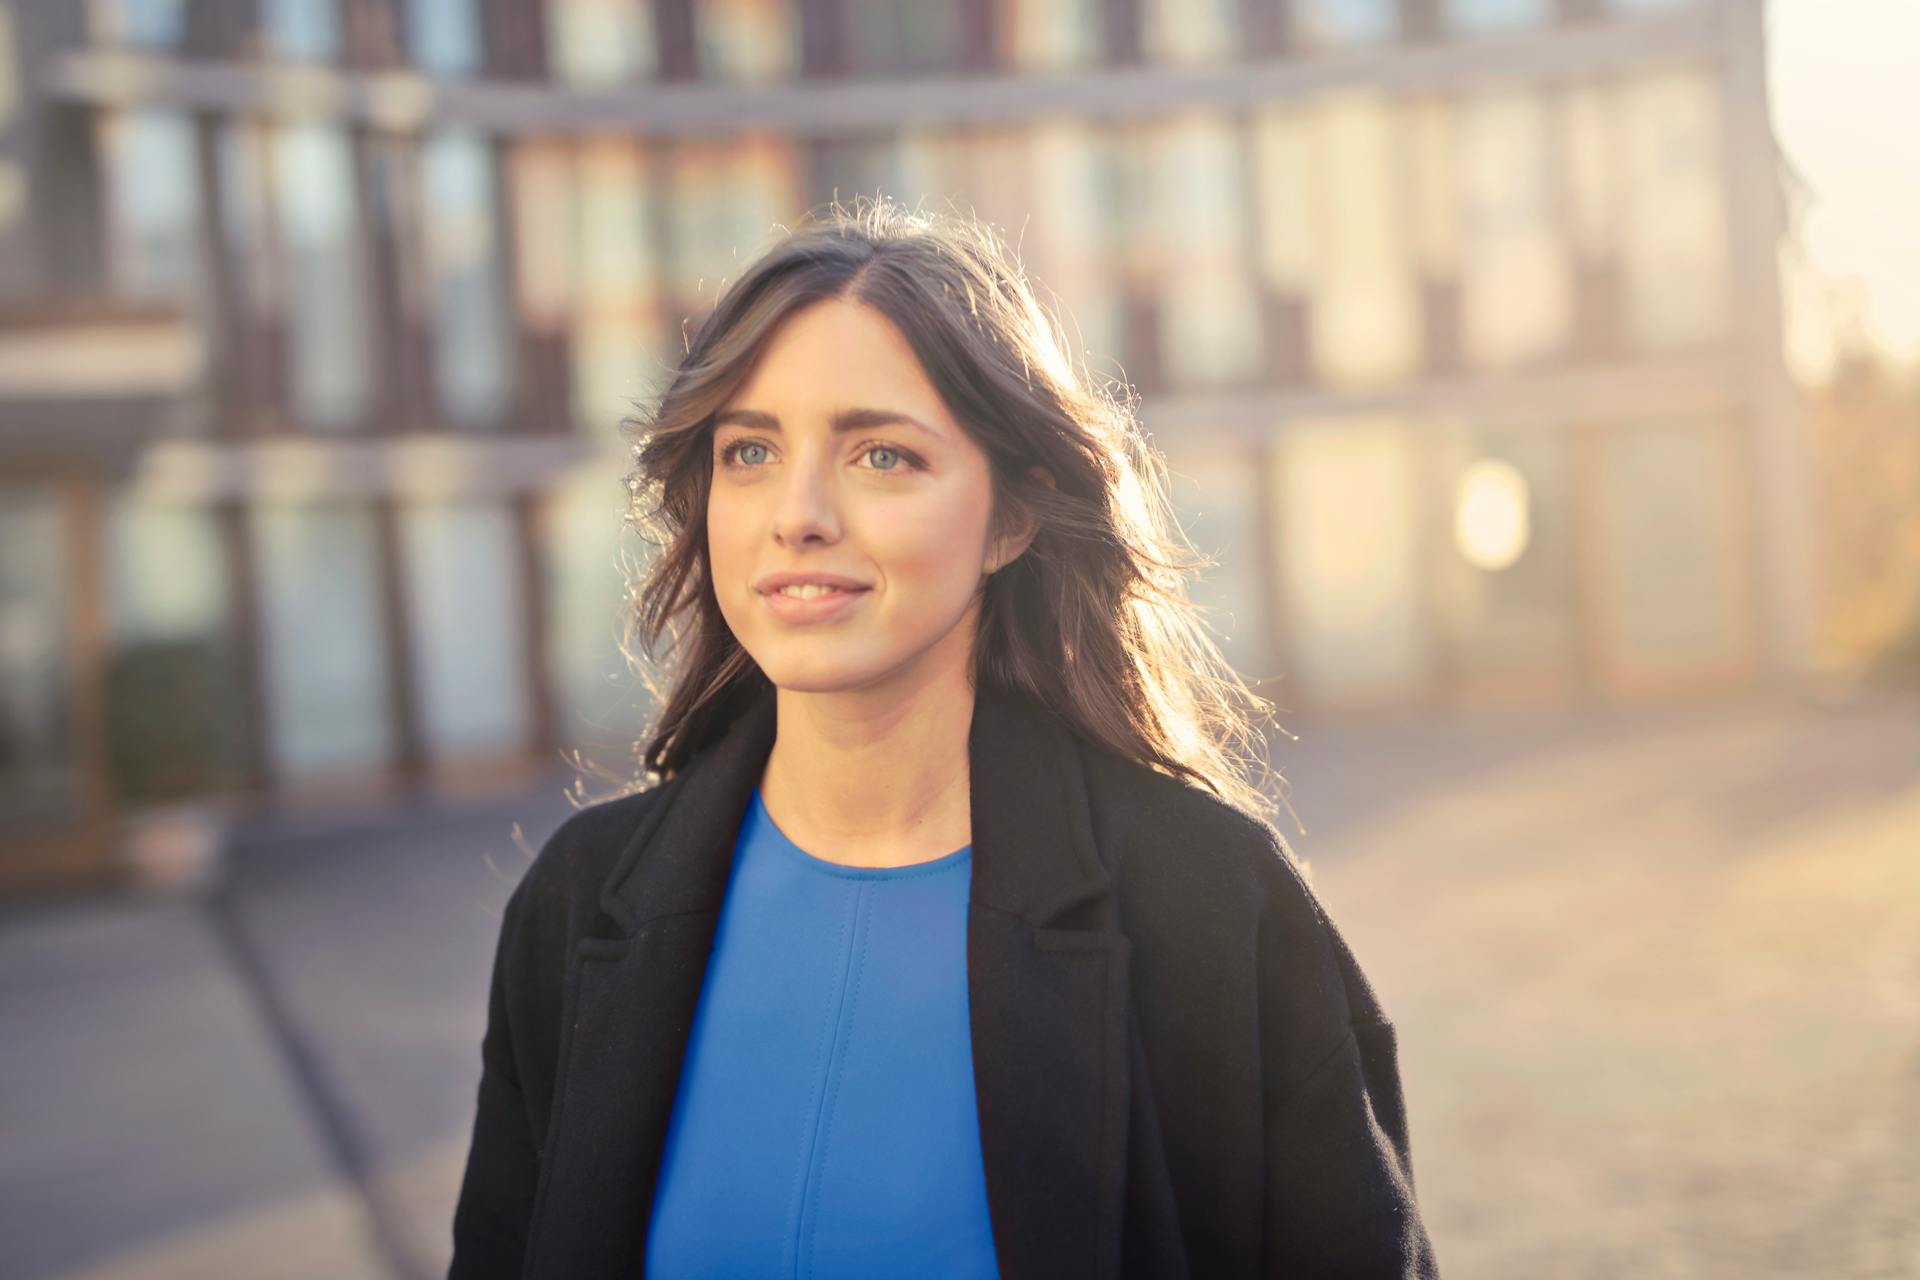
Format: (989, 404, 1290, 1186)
(713, 407, 944, 442)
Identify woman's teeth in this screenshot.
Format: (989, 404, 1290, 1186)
(778, 584, 851, 598)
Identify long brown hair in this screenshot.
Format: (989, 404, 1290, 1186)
(618, 194, 1286, 826)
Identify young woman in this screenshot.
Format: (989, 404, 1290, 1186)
(449, 197, 1437, 1279)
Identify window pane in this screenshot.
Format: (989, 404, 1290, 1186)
(405, 0, 483, 75)
(574, 140, 666, 436)
(1618, 69, 1730, 349)
(1273, 418, 1426, 701)
(1251, 106, 1316, 295)
(400, 501, 529, 755)
(1433, 423, 1578, 676)
(1289, 0, 1398, 52)
(664, 137, 799, 309)
(1602, 424, 1734, 666)
(272, 123, 375, 428)
(1164, 450, 1273, 681)
(806, 134, 899, 210)
(1310, 92, 1421, 386)
(98, 110, 201, 301)
(544, 467, 653, 747)
(509, 140, 575, 327)
(1456, 89, 1572, 371)
(261, 0, 340, 61)
(898, 3, 965, 72)
(1446, 0, 1551, 35)
(253, 503, 393, 777)
(421, 131, 515, 428)
(107, 498, 229, 644)
(999, 0, 1101, 71)
(698, 0, 796, 81)
(548, 0, 656, 84)
(1153, 112, 1262, 388)
(96, 0, 185, 49)
(1142, 0, 1238, 64)
(104, 496, 246, 800)
(1027, 120, 1124, 381)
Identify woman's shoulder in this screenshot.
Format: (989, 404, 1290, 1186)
(1076, 740, 1387, 1029)
(1075, 737, 1307, 904)
(495, 781, 678, 965)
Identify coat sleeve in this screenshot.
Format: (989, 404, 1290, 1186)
(448, 877, 541, 1279)
(1255, 838, 1440, 1277)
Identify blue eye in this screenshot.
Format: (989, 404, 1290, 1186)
(718, 440, 769, 467)
(866, 446, 900, 470)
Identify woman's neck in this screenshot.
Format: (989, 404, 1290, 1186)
(757, 676, 975, 869)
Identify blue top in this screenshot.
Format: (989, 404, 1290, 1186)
(644, 787, 1001, 1279)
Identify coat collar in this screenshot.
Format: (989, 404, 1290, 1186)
(520, 682, 1135, 1279)
(593, 680, 1122, 933)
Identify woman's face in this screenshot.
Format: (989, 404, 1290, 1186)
(707, 297, 1022, 696)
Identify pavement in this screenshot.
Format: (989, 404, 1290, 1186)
(2, 686, 1916, 1278)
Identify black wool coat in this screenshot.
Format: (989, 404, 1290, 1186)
(448, 684, 1439, 1278)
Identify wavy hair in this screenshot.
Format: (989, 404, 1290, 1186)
(616, 194, 1287, 827)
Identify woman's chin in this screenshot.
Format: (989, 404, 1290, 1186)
(757, 655, 889, 696)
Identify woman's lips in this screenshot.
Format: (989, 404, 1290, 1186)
(760, 585, 871, 624)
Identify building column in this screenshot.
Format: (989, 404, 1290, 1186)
(1718, 0, 1821, 682)
(372, 496, 429, 784)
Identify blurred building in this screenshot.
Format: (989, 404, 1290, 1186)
(0, 0, 1809, 887)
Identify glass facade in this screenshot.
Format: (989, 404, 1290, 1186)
(544, 467, 654, 747)
(400, 501, 531, 756)
(95, 0, 185, 49)
(663, 136, 800, 310)
(1026, 120, 1123, 382)
(1273, 419, 1428, 703)
(107, 498, 230, 645)
(252, 503, 394, 777)
(30, 0, 1769, 809)
(405, 0, 485, 77)
(548, 0, 656, 84)
(1141, 0, 1238, 65)
(98, 110, 201, 301)
(1433, 423, 1579, 681)
(420, 131, 515, 428)
(571, 138, 667, 434)
(1162, 449, 1273, 681)
(1446, 0, 1553, 36)
(1289, 0, 1398, 54)
(997, 0, 1101, 71)
(271, 122, 375, 429)
(699, 0, 798, 81)
(1311, 92, 1422, 386)
(1618, 69, 1730, 349)
(1153, 112, 1263, 389)
(1456, 89, 1573, 371)
(260, 0, 340, 62)
(1600, 423, 1736, 670)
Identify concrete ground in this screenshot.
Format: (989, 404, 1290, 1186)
(1, 687, 1915, 1278)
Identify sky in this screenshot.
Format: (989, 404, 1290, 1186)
(1767, 0, 1920, 381)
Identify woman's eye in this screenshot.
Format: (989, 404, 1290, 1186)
(723, 440, 769, 467)
(717, 439, 920, 472)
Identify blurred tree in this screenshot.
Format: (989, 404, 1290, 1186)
(1811, 319, 1920, 681)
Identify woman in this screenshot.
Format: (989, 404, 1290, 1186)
(449, 197, 1437, 1279)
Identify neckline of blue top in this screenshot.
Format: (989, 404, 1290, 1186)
(747, 787, 972, 881)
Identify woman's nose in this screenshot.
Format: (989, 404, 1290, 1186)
(769, 459, 841, 547)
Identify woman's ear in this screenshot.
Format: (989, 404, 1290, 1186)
(986, 466, 1055, 575)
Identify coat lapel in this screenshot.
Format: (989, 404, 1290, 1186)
(520, 684, 1132, 1280)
